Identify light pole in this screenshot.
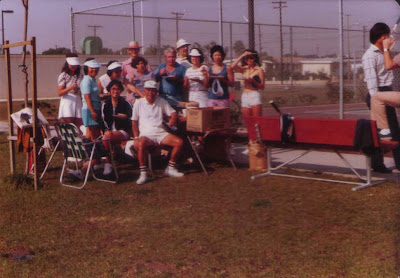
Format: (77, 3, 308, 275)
(2, 10, 14, 54)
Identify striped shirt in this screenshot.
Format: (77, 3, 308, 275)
(362, 44, 393, 96)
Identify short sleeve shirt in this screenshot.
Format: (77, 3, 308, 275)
(131, 97, 175, 136)
(185, 65, 209, 92)
(80, 75, 101, 111)
(154, 62, 186, 100)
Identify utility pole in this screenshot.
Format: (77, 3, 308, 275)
(88, 25, 102, 36)
(273, 1, 287, 85)
(345, 14, 351, 80)
(171, 12, 184, 42)
(248, 0, 255, 50)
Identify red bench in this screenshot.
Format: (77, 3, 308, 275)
(245, 116, 398, 191)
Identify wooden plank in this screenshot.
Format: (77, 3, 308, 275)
(2, 40, 31, 49)
(30, 37, 39, 191)
(4, 40, 15, 174)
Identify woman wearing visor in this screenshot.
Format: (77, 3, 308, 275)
(232, 49, 265, 117)
(57, 53, 83, 126)
(97, 60, 124, 100)
(80, 58, 102, 141)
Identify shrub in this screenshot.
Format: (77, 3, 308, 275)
(325, 81, 354, 103)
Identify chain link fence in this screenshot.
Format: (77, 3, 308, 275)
(69, 1, 400, 109)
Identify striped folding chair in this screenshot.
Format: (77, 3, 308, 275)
(55, 123, 118, 189)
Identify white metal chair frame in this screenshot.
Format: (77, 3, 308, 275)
(55, 123, 118, 189)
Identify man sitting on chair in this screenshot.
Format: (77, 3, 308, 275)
(131, 80, 184, 185)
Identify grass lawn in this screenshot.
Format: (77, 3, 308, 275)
(0, 134, 400, 277)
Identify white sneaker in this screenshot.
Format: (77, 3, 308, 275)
(103, 163, 113, 176)
(136, 172, 148, 185)
(93, 164, 104, 171)
(68, 169, 84, 180)
(164, 166, 184, 178)
(379, 129, 391, 136)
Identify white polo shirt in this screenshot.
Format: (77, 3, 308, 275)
(131, 96, 175, 136)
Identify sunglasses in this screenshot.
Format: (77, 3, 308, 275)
(129, 48, 140, 51)
(114, 68, 122, 73)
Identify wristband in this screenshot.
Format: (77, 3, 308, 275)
(384, 48, 389, 52)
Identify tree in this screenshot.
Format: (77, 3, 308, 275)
(42, 47, 71, 55)
(233, 40, 246, 56)
(144, 45, 158, 56)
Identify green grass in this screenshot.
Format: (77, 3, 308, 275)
(0, 134, 400, 277)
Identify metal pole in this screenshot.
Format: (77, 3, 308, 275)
(219, 0, 223, 46)
(363, 25, 367, 50)
(1, 12, 4, 54)
(346, 14, 351, 80)
(279, 7, 283, 85)
(4, 40, 15, 174)
(157, 18, 161, 64)
(70, 7, 76, 53)
(30, 37, 39, 190)
(290, 26, 293, 86)
(230, 22, 233, 62)
(258, 24, 262, 54)
(248, 0, 255, 50)
(339, 0, 344, 119)
(131, 0, 135, 41)
(141, 1, 144, 54)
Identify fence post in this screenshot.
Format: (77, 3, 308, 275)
(30, 36, 39, 191)
(157, 18, 161, 64)
(4, 40, 15, 174)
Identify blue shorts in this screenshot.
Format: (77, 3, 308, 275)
(82, 109, 101, 127)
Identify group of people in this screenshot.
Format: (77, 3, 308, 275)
(56, 39, 265, 184)
(362, 22, 400, 173)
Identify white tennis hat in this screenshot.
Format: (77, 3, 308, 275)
(107, 62, 121, 70)
(84, 59, 100, 68)
(189, 49, 202, 57)
(66, 57, 80, 66)
(143, 80, 158, 89)
(176, 38, 190, 49)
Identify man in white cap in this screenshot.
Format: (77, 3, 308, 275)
(176, 38, 191, 69)
(131, 80, 184, 185)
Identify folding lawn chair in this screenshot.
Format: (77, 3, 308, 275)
(55, 122, 118, 189)
(30, 124, 60, 179)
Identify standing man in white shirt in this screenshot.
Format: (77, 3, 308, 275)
(131, 80, 184, 185)
(362, 22, 400, 173)
(176, 39, 192, 69)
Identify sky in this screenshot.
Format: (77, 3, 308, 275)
(0, 0, 399, 56)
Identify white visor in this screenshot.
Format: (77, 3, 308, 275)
(66, 57, 80, 66)
(107, 62, 121, 71)
(189, 49, 201, 57)
(84, 59, 100, 68)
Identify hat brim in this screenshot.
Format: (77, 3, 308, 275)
(176, 44, 190, 49)
(126, 46, 142, 49)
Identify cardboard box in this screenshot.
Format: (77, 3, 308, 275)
(186, 107, 231, 132)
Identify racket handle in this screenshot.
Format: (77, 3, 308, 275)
(269, 100, 282, 115)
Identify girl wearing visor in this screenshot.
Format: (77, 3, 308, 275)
(184, 48, 209, 108)
(97, 60, 124, 100)
(232, 49, 265, 117)
(57, 53, 83, 126)
(80, 58, 102, 141)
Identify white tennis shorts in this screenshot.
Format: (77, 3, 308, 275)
(241, 91, 262, 108)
